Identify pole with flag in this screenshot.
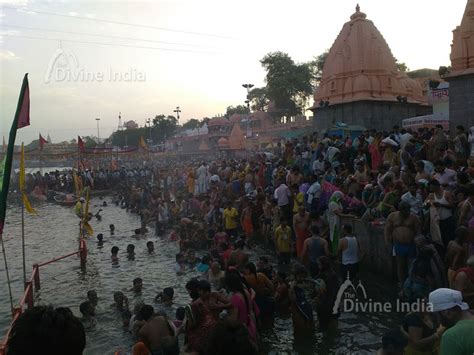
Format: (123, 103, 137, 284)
(19, 143, 36, 287)
(78, 136, 85, 170)
(39, 133, 48, 175)
(0, 73, 31, 316)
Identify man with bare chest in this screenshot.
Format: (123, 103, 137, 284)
(293, 206, 310, 257)
(138, 305, 175, 354)
(384, 201, 421, 286)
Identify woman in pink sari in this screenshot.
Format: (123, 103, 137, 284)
(368, 136, 382, 171)
(224, 272, 260, 343)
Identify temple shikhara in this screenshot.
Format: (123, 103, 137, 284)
(311, 5, 431, 132)
(447, 0, 474, 130)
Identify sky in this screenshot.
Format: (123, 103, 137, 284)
(0, 0, 468, 144)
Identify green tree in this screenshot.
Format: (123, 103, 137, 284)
(438, 66, 451, 78)
(395, 58, 409, 72)
(308, 50, 329, 86)
(182, 118, 201, 130)
(260, 51, 313, 121)
(152, 115, 178, 142)
(225, 105, 250, 118)
(247, 87, 269, 111)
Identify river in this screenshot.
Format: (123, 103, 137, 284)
(0, 198, 401, 354)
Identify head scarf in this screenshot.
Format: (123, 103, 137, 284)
(329, 191, 344, 205)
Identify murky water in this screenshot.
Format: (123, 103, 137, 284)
(0, 199, 400, 354)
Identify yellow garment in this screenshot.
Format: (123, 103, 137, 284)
(223, 207, 238, 229)
(293, 192, 305, 213)
(275, 225, 292, 253)
(74, 201, 83, 218)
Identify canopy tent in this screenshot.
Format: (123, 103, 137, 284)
(402, 115, 449, 130)
(325, 124, 366, 140)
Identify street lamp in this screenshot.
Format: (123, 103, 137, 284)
(95, 117, 101, 143)
(146, 118, 152, 142)
(173, 106, 181, 120)
(242, 83, 254, 110)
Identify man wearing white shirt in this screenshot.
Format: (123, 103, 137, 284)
(307, 177, 321, 213)
(274, 181, 291, 222)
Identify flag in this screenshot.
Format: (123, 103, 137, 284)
(39, 133, 48, 151)
(0, 74, 30, 235)
(82, 187, 93, 236)
(19, 143, 36, 215)
(139, 136, 148, 150)
(78, 136, 85, 152)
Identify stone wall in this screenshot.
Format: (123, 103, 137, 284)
(312, 101, 432, 132)
(448, 74, 474, 130)
(340, 217, 395, 279)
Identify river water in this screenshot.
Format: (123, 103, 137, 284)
(0, 198, 401, 354)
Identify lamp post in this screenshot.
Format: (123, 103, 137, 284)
(242, 83, 254, 110)
(95, 117, 101, 143)
(146, 118, 152, 142)
(173, 106, 181, 120)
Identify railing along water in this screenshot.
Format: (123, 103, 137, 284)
(0, 238, 87, 354)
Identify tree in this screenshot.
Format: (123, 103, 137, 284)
(182, 118, 201, 130)
(152, 115, 178, 142)
(225, 105, 250, 119)
(308, 50, 329, 86)
(395, 58, 409, 72)
(260, 51, 313, 121)
(438, 66, 451, 78)
(247, 87, 269, 111)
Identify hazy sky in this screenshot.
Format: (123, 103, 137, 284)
(0, 0, 468, 144)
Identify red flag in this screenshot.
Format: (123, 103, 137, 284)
(39, 133, 48, 151)
(17, 75, 30, 128)
(78, 136, 85, 152)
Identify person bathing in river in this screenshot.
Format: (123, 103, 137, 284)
(96, 233, 104, 248)
(155, 287, 174, 306)
(111, 246, 119, 264)
(127, 244, 136, 260)
(293, 206, 310, 258)
(87, 290, 98, 307)
(146, 241, 155, 254)
(385, 201, 421, 288)
(79, 301, 96, 331)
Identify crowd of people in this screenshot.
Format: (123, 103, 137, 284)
(5, 124, 474, 355)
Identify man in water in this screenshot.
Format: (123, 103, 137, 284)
(111, 246, 119, 264)
(111, 291, 131, 327)
(87, 290, 98, 307)
(429, 288, 474, 354)
(293, 206, 310, 258)
(96, 233, 104, 248)
(384, 201, 420, 287)
(174, 253, 186, 275)
(109, 224, 115, 235)
(131, 277, 143, 294)
(79, 301, 96, 331)
(155, 287, 174, 306)
(137, 305, 175, 354)
(275, 219, 292, 265)
(127, 244, 135, 260)
(301, 225, 329, 277)
(146, 241, 155, 254)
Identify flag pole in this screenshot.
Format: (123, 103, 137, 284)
(21, 196, 26, 288)
(1, 234, 15, 316)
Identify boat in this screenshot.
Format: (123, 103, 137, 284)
(53, 193, 77, 206)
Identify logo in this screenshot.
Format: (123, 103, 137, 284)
(332, 273, 432, 314)
(44, 43, 146, 83)
(332, 273, 367, 314)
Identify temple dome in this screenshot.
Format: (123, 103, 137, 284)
(450, 0, 474, 76)
(314, 5, 427, 105)
(217, 137, 229, 147)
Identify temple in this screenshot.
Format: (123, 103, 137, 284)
(447, 0, 474, 129)
(311, 5, 431, 132)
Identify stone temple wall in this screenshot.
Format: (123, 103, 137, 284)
(448, 74, 474, 130)
(312, 101, 432, 133)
